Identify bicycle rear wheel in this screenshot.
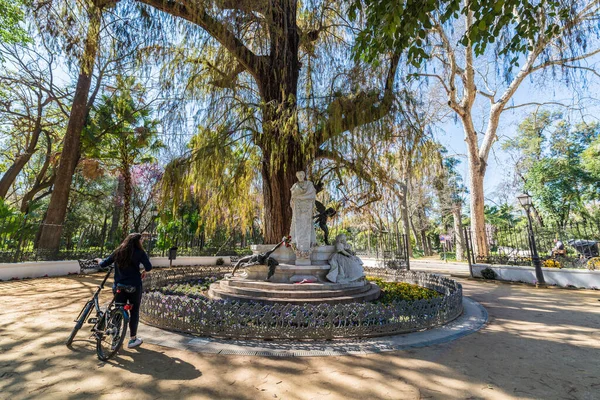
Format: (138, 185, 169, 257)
(66, 300, 94, 346)
(96, 308, 128, 361)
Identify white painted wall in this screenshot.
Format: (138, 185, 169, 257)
(472, 264, 600, 289)
(0, 260, 80, 280)
(0, 256, 232, 281)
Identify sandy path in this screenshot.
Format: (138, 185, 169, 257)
(0, 274, 598, 399)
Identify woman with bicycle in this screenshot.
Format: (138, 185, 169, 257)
(96, 232, 152, 349)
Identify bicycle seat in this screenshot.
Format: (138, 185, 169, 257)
(115, 284, 137, 293)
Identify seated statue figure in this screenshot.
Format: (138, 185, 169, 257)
(326, 234, 365, 283)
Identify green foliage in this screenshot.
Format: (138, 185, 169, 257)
(480, 268, 497, 280)
(367, 277, 443, 303)
(350, 0, 577, 67)
(161, 122, 261, 238)
(438, 251, 457, 261)
(84, 76, 161, 169)
(484, 204, 519, 229)
(158, 277, 222, 299)
(504, 110, 600, 225)
(525, 119, 599, 225)
(581, 136, 600, 180)
(0, 0, 29, 46)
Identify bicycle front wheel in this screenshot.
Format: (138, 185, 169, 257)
(96, 308, 128, 361)
(66, 300, 94, 346)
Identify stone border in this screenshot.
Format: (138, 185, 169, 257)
(140, 297, 486, 357)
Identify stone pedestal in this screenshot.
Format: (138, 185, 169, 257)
(213, 244, 378, 304)
(249, 244, 336, 283)
(250, 244, 335, 265)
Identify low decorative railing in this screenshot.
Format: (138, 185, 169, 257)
(140, 266, 463, 340)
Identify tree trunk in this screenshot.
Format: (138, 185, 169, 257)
(20, 133, 55, 214)
(452, 202, 464, 262)
(121, 165, 132, 238)
(107, 175, 124, 246)
(420, 229, 429, 256)
(256, 0, 303, 244)
(468, 156, 489, 257)
(0, 104, 44, 199)
(0, 154, 34, 199)
(410, 216, 421, 252)
(260, 154, 303, 243)
(37, 6, 102, 252)
(399, 184, 413, 257)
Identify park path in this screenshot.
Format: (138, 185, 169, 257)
(0, 271, 599, 400)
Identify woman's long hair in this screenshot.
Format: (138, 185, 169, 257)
(113, 233, 144, 269)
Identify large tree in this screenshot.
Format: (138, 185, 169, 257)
(85, 75, 161, 237)
(36, 0, 123, 251)
(351, 0, 600, 256)
(0, 41, 70, 200)
(117, 0, 402, 243)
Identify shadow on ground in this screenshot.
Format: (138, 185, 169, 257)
(0, 273, 599, 399)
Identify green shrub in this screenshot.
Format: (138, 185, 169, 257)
(481, 267, 497, 280)
(366, 276, 443, 303)
(215, 257, 225, 265)
(438, 251, 457, 261)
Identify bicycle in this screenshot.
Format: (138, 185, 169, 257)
(66, 266, 133, 361)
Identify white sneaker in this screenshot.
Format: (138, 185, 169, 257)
(127, 338, 143, 348)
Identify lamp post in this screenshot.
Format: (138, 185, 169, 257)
(517, 193, 546, 287)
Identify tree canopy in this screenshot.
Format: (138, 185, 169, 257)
(0, 0, 29, 45)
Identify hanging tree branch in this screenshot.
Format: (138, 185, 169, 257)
(135, 0, 265, 79)
(311, 52, 400, 147)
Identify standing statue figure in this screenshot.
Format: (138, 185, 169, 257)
(326, 234, 365, 283)
(289, 171, 317, 263)
(314, 201, 336, 245)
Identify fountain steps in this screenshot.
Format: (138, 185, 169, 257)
(224, 278, 366, 291)
(208, 279, 381, 304)
(216, 280, 370, 298)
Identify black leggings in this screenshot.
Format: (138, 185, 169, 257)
(114, 286, 142, 337)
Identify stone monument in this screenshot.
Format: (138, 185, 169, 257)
(289, 171, 317, 266)
(208, 172, 379, 304)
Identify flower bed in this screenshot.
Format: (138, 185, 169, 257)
(366, 277, 443, 303)
(140, 266, 463, 340)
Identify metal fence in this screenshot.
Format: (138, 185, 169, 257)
(466, 221, 600, 269)
(0, 215, 410, 268)
(0, 216, 254, 263)
(139, 266, 462, 340)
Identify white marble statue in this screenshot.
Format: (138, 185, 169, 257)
(289, 171, 317, 262)
(326, 234, 365, 283)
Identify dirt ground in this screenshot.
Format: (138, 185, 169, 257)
(0, 273, 599, 400)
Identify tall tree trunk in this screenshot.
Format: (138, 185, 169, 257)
(256, 0, 303, 244)
(399, 183, 413, 257)
(260, 151, 303, 243)
(108, 175, 124, 246)
(410, 216, 421, 252)
(468, 155, 489, 258)
(37, 6, 102, 252)
(452, 202, 464, 262)
(121, 165, 132, 238)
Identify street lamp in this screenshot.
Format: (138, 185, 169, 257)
(517, 193, 546, 287)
